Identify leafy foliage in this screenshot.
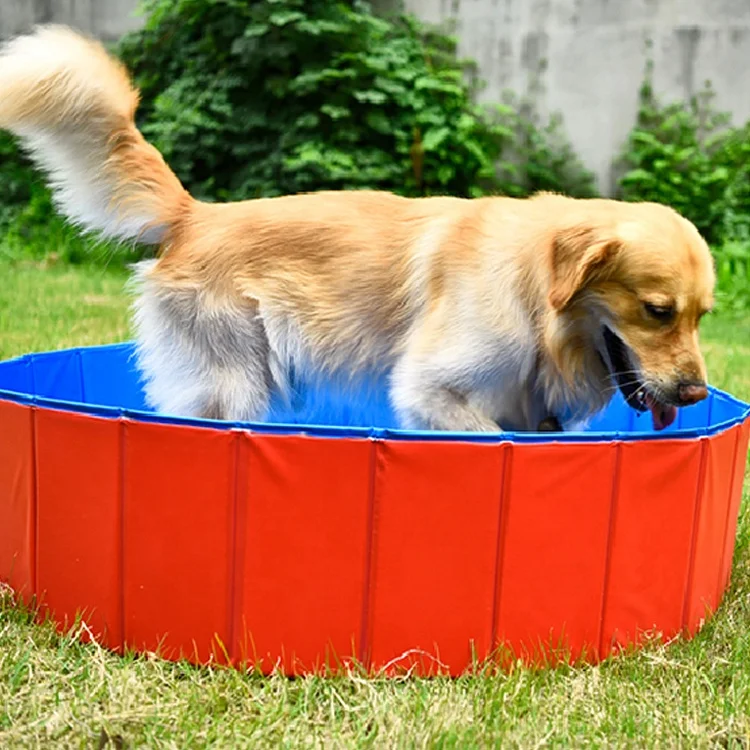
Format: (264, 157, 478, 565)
(118, 0, 594, 202)
(0, 0, 596, 265)
(497, 94, 597, 198)
(617, 65, 750, 248)
(0, 134, 128, 265)
(617, 65, 750, 309)
(0, 133, 39, 230)
(717, 122, 750, 242)
(118, 0, 507, 199)
(617, 72, 732, 244)
(713, 240, 750, 314)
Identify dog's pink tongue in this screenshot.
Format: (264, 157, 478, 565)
(645, 394, 677, 431)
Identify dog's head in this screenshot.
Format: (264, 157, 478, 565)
(547, 201, 715, 430)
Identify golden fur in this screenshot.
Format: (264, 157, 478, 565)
(0, 26, 716, 431)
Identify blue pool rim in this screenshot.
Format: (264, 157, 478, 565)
(1, 342, 749, 444)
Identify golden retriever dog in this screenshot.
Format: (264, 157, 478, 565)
(0, 27, 715, 432)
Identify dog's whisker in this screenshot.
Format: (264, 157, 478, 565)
(609, 369, 642, 378)
(601, 377, 644, 395)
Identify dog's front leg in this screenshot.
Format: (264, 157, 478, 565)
(394, 385, 500, 432)
(389, 362, 500, 433)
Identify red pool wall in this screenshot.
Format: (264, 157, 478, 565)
(1, 399, 748, 675)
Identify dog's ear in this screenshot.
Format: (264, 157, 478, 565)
(548, 226, 620, 310)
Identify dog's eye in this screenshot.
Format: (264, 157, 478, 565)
(644, 302, 676, 322)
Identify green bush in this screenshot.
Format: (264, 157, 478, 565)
(713, 240, 750, 314)
(618, 65, 750, 248)
(617, 66, 750, 310)
(497, 94, 597, 198)
(617, 72, 732, 245)
(717, 122, 750, 241)
(118, 0, 595, 202)
(0, 134, 134, 266)
(0, 0, 596, 265)
(0, 133, 38, 230)
(118, 0, 507, 199)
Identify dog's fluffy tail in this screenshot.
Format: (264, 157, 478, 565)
(0, 25, 190, 244)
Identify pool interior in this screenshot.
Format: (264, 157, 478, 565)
(0, 343, 748, 441)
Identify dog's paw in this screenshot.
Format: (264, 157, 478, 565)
(537, 416, 562, 432)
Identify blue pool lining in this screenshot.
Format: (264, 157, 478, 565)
(1, 343, 749, 444)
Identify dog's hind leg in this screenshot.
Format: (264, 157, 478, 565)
(194, 341, 272, 423)
(132, 261, 273, 422)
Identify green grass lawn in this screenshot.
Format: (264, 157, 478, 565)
(2, 258, 750, 748)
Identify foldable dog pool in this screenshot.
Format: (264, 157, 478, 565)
(0, 342, 748, 674)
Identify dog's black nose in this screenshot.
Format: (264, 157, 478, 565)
(678, 382, 708, 405)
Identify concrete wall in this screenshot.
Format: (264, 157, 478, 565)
(386, 0, 750, 194)
(3, 0, 749, 194)
(0, 0, 142, 41)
